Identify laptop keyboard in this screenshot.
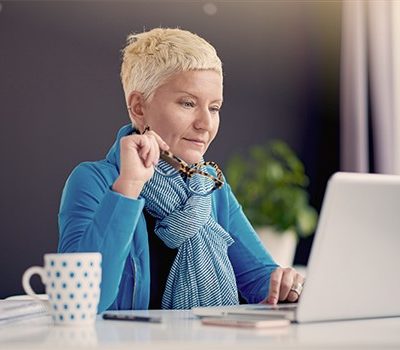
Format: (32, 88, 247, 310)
(246, 304, 298, 312)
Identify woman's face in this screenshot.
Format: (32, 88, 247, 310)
(142, 70, 223, 164)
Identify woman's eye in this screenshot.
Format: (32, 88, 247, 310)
(210, 106, 221, 113)
(181, 100, 195, 108)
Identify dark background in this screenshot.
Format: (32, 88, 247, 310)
(0, 0, 341, 298)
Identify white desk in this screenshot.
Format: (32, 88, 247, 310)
(0, 310, 399, 350)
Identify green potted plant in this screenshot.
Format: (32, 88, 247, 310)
(225, 140, 318, 266)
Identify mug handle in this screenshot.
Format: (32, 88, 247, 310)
(22, 266, 46, 302)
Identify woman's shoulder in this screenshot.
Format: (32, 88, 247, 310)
(212, 177, 237, 207)
(211, 176, 243, 220)
(71, 159, 117, 174)
(65, 159, 119, 191)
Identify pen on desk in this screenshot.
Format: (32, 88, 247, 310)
(102, 313, 162, 323)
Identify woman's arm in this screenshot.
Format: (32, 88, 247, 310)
(225, 184, 305, 304)
(58, 162, 145, 312)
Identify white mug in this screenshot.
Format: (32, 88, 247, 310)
(22, 252, 102, 326)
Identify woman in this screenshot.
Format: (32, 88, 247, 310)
(58, 27, 304, 312)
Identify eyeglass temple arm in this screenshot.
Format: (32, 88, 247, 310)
(160, 150, 187, 171)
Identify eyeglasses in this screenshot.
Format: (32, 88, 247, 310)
(139, 126, 224, 196)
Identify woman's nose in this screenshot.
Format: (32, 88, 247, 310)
(194, 108, 212, 130)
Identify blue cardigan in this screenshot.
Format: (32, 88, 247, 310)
(58, 124, 278, 312)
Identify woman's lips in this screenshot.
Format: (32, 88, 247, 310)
(183, 138, 206, 147)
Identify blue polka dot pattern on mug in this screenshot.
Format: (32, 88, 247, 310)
(43, 252, 102, 325)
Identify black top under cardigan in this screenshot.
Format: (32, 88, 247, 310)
(144, 210, 177, 309)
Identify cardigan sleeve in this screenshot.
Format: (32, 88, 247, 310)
(225, 184, 279, 304)
(57, 162, 145, 312)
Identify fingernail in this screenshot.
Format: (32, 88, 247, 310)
(269, 297, 278, 304)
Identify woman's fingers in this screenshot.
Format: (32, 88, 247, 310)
(264, 267, 305, 304)
(266, 268, 283, 304)
(136, 135, 151, 165)
(142, 127, 169, 151)
(145, 134, 160, 167)
(136, 132, 162, 168)
(137, 128, 168, 166)
(278, 268, 297, 301)
(287, 273, 305, 302)
(148, 130, 169, 151)
(151, 135, 160, 166)
(120, 128, 168, 175)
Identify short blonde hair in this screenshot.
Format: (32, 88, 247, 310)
(120, 27, 222, 103)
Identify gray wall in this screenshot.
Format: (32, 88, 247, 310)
(0, 1, 341, 298)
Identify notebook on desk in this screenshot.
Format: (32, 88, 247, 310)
(193, 172, 400, 323)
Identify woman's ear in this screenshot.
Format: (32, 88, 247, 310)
(127, 91, 146, 130)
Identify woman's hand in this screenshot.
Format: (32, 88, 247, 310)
(261, 267, 305, 304)
(112, 129, 169, 199)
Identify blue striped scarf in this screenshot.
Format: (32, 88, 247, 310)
(141, 160, 239, 309)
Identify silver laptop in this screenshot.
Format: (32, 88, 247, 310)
(193, 172, 400, 323)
